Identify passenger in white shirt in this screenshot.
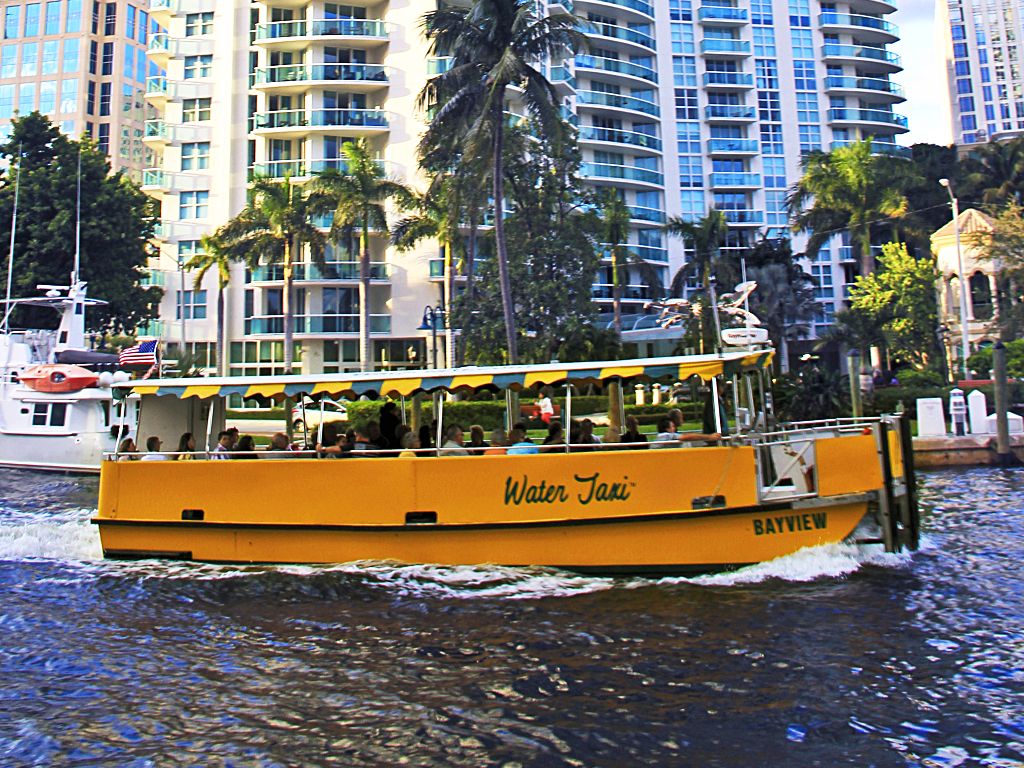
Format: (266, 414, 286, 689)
(140, 436, 169, 461)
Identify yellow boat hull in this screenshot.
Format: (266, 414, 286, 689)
(94, 437, 884, 573)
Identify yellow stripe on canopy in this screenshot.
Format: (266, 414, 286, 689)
(132, 385, 159, 396)
(447, 374, 495, 391)
(680, 360, 726, 381)
(599, 365, 646, 380)
(244, 383, 286, 399)
(312, 381, 353, 396)
(525, 370, 568, 388)
(380, 377, 424, 396)
(181, 385, 222, 400)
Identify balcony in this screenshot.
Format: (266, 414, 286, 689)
(251, 64, 389, 93)
(627, 205, 666, 224)
(583, 22, 656, 51)
(578, 125, 662, 152)
(577, 0, 655, 19)
(580, 162, 664, 187)
(550, 64, 576, 90)
(427, 57, 454, 76)
(827, 107, 909, 130)
(245, 314, 392, 335)
(576, 89, 660, 117)
(704, 104, 756, 121)
(702, 71, 754, 89)
(823, 75, 904, 100)
(249, 109, 390, 137)
(822, 44, 901, 70)
(248, 262, 390, 282)
(145, 75, 168, 105)
(248, 157, 386, 180)
(708, 172, 761, 189)
(574, 54, 657, 83)
(252, 19, 390, 49)
(697, 6, 749, 23)
(831, 139, 912, 158)
(706, 137, 759, 154)
(141, 168, 166, 190)
(699, 38, 752, 57)
(819, 12, 898, 42)
(721, 209, 764, 226)
(600, 243, 668, 262)
(146, 33, 213, 65)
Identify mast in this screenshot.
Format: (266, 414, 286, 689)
(2, 145, 21, 332)
(73, 146, 81, 285)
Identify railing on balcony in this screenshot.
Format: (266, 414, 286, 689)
(141, 269, 168, 287)
(253, 19, 389, 41)
(427, 57, 454, 75)
(579, 125, 662, 151)
(599, 243, 668, 262)
(830, 140, 912, 158)
(148, 32, 169, 52)
(245, 314, 392, 335)
(145, 75, 168, 95)
(250, 108, 390, 130)
(704, 104, 756, 120)
(144, 119, 168, 139)
(588, 0, 654, 16)
(581, 162, 664, 185)
(582, 22, 656, 49)
(248, 157, 386, 179)
(142, 168, 165, 187)
(703, 71, 754, 87)
(627, 205, 666, 223)
(576, 89, 660, 116)
(248, 262, 390, 281)
(823, 75, 903, 97)
(698, 6, 748, 21)
(822, 44, 901, 66)
(252, 63, 389, 86)
(827, 108, 908, 128)
(707, 137, 759, 153)
(708, 172, 761, 187)
(574, 54, 658, 83)
(592, 284, 657, 300)
(699, 39, 752, 55)
(819, 12, 897, 36)
(721, 209, 765, 224)
(550, 64, 576, 88)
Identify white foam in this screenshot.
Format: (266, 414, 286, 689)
(0, 513, 103, 561)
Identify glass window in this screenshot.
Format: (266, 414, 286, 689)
(178, 240, 205, 260)
(65, 0, 81, 32)
(24, 4, 40, 37)
(85, 80, 94, 114)
(185, 12, 213, 35)
(138, 10, 147, 43)
(61, 37, 78, 72)
(179, 190, 209, 219)
(183, 55, 212, 79)
(21, 42, 38, 76)
(0, 45, 15, 77)
(124, 43, 133, 79)
(97, 122, 109, 154)
(181, 141, 210, 170)
(99, 82, 110, 115)
(60, 77, 77, 112)
(41, 39, 57, 73)
(0, 84, 14, 119)
(182, 98, 211, 121)
(101, 41, 112, 75)
(104, 2, 116, 35)
(135, 45, 144, 81)
(45, 1, 61, 34)
(19, 83, 35, 113)
(88, 40, 96, 73)
(126, 5, 135, 38)
(176, 290, 208, 320)
(39, 80, 56, 112)
(5, 6, 21, 39)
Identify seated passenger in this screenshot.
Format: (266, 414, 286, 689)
(507, 427, 539, 455)
(264, 432, 293, 459)
(140, 435, 168, 461)
(620, 416, 649, 449)
(652, 416, 678, 448)
(439, 424, 470, 456)
(467, 424, 488, 455)
(175, 432, 195, 460)
(117, 437, 138, 461)
(211, 431, 233, 459)
(540, 421, 565, 453)
(483, 429, 507, 456)
(233, 435, 258, 459)
(398, 431, 420, 458)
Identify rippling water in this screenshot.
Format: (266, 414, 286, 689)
(1, 468, 1023, 767)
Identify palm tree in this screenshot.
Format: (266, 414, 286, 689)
(312, 139, 414, 372)
(787, 138, 910, 277)
(211, 177, 328, 375)
(185, 234, 233, 375)
(599, 190, 662, 334)
(663, 208, 729, 296)
(745, 262, 816, 372)
(960, 136, 1024, 207)
(420, 0, 586, 363)
(391, 174, 463, 366)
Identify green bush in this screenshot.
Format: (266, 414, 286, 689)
(894, 368, 945, 388)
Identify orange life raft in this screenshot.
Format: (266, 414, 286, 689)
(19, 364, 99, 393)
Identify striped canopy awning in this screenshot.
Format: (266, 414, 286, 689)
(120, 349, 774, 402)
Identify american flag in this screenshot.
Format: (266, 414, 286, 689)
(118, 340, 159, 367)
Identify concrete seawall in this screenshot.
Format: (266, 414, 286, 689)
(913, 435, 1024, 467)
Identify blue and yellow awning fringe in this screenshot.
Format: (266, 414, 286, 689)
(119, 349, 774, 402)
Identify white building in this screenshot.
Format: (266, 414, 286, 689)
(140, 0, 908, 375)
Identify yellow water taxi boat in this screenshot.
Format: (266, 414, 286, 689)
(93, 350, 919, 574)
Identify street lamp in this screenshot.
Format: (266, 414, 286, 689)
(417, 305, 445, 369)
(939, 178, 972, 381)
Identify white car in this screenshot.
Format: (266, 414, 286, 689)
(291, 398, 348, 431)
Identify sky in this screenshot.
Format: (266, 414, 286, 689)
(892, 0, 953, 146)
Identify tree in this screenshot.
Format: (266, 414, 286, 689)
(211, 178, 328, 375)
(0, 112, 159, 332)
(420, 0, 585, 363)
(959, 136, 1024, 208)
(902, 143, 961, 256)
(787, 138, 913, 276)
(968, 202, 1024, 337)
(663, 209, 729, 352)
(599, 190, 663, 335)
(186, 235, 233, 375)
(391, 174, 463, 367)
(846, 242, 939, 368)
(312, 139, 413, 372)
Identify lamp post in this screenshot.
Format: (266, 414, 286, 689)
(939, 178, 971, 381)
(417, 305, 445, 369)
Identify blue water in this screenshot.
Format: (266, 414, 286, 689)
(0, 467, 1022, 767)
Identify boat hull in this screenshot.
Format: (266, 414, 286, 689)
(94, 438, 884, 571)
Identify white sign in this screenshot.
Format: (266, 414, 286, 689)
(917, 397, 947, 437)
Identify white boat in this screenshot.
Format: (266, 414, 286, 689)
(0, 280, 135, 473)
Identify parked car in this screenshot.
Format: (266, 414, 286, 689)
(291, 397, 348, 431)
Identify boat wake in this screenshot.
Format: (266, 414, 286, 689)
(0, 508, 102, 561)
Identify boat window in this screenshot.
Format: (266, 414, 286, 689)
(99, 401, 110, 427)
(31, 402, 69, 427)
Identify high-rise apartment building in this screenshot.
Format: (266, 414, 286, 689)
(941, 0, 1024, 146)
(0, 1, 165, 173)
(142, 0, 907, 375)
